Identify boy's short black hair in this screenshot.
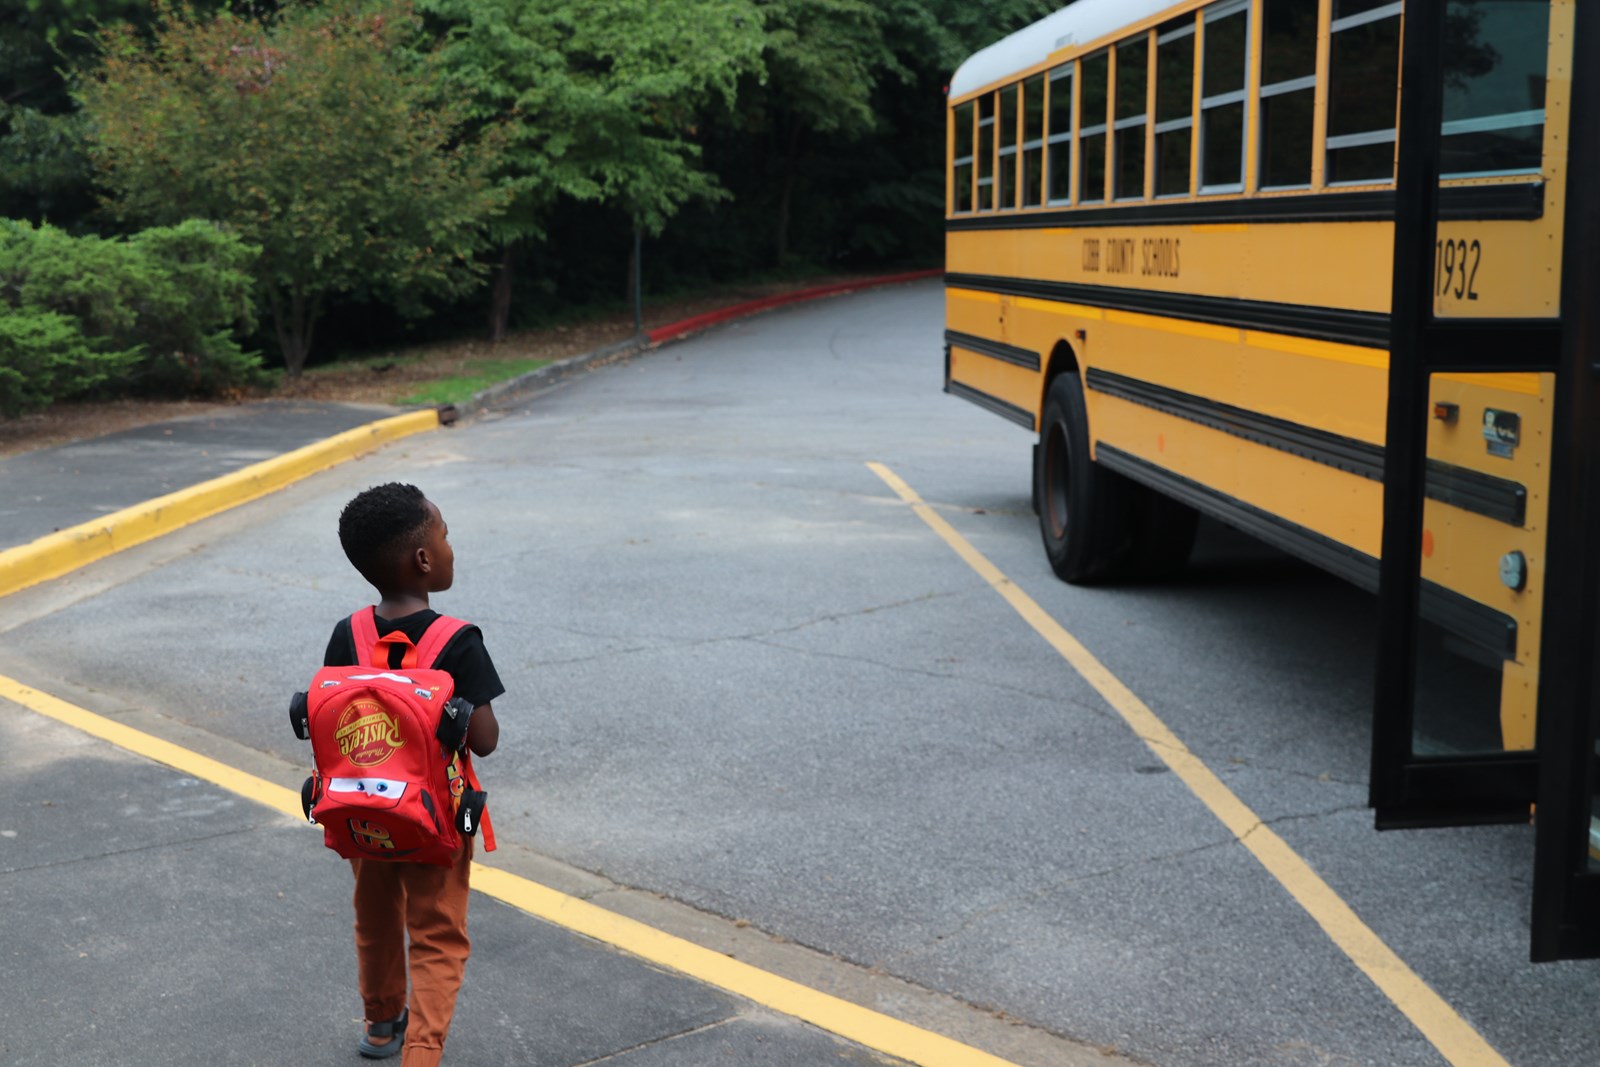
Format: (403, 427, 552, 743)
(339, 482, 432, 587)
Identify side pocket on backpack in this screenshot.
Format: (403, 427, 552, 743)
(300, 774, 320, 823)
(434, 696, 475, 753)
(289, 691, 310, 740)
(456, 789, 487, 838)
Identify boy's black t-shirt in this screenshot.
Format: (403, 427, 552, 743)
(324, 609, 506, 709)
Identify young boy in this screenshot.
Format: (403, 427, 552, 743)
(326, 482, 503, 1065)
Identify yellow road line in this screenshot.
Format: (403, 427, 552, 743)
(0, 410, 439, 600)
(865, 462, 1511, 1067)
(468, 867, 1024, 1067)
(0, 672, 1026, 1067)
(1, 674, 304, 818)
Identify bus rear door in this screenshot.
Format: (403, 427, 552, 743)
(1373, 0, 1600, 961)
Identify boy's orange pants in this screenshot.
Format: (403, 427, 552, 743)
(351, 840, 474, 1067)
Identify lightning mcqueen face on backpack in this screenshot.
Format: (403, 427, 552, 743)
(289, 610, 491, 866)
(336, 699, 407, 767)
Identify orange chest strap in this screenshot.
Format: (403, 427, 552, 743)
(350, 607, 470, 671)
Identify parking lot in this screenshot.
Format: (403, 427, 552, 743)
(4, 280, 1598, 1067)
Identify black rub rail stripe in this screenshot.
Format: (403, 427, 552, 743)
(1095, 445, 1518, 660)
(945, 380, 1035, 429)
(944, 181, 1544, 232)
(944, 329, 1041, 371)
(1086, 368, 1528, 526)
(944, 272, 1390, 349)
(1424, 460, 1529, 528)
(1087, 368, 1382, 479)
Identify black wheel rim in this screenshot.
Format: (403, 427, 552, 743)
(1044, 418, 1069, 540)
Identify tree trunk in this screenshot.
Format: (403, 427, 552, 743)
(628, 226, 643, 335)
(489, 243, 515, 343)
(775, 122, 803, 267)
(268, 286, 316, 378)
(625, 235, 638, 307)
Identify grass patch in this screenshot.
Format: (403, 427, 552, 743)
(397, 356, 552, 407)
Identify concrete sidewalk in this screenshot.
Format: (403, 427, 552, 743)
(0, 400, 406, 551)
(0, 706, 904, 1067)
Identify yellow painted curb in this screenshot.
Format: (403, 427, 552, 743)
(0, 409, 439, 600)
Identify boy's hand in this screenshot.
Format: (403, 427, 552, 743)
(467, 702, 499, 756)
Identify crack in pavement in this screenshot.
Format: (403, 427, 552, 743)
(884, 797, 1372, 969)
(0, 819, 283, 878)
(524, 590, 967, 668)
(878, 835, 1242, 969)
(1247, 802, 1372, 833)
(1215, 758, 1368, 790)
(749, 636, 1127, 727)
(566, 1015, 739, 1066)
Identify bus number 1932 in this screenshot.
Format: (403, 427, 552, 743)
(1436, 237, 1483, 301)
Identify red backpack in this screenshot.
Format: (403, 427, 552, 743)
(289, 608, 494, 866)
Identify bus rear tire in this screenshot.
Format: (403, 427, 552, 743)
(1035, 373, 1198, 583)
(1036, 373, 1136, 583)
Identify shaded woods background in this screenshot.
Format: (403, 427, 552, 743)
(0, 0, 1053, 382)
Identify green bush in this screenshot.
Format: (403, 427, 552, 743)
(0, 217, 262, 415)
(0, 307, 125, 418)
(124, 220, 264, 394)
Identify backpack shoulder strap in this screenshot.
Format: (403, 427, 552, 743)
(415, 615, 473, 671)
(349, 607, 383, 668)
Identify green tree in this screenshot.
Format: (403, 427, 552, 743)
(0, 0, 153, 224)
(77, 0, 507, 375)
(753, 0, 897, 266)
(420, 0, 765, 339)
(674, 0, 1052, 273)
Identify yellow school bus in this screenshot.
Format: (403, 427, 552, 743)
(945, 0, 1600, 960)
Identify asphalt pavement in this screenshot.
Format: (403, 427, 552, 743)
(0, 331, 956, 1066)
(3, 701, 887, 1067)
(7, 279, 1600, 1067)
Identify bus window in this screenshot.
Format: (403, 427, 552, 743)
(1047, 65, 1074, 204)
(1114, 35, 1150, 200)
(1080, 51, 1110, 203)
(1200, 0, 1249, 192)
(977, 92, 996, 210)
(1327, 0, 1401, 184)
(1259, 0, 1318, 189)
(1440, 0, 1549, 177)
(952, 101, 975, 213)
(1155, 17, 1196, 197)
(999, 85, 1020, 210)
(1022, 75, 1046, 207)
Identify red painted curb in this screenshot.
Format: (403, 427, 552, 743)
(644, 268, 943, 345)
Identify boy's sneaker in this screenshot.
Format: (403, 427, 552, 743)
(357, 1007, 407, 1060)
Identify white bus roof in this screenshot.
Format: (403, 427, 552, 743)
(948, 0, 1178, 100)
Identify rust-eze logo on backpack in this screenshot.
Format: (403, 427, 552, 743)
(335, 699, 405, 768)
